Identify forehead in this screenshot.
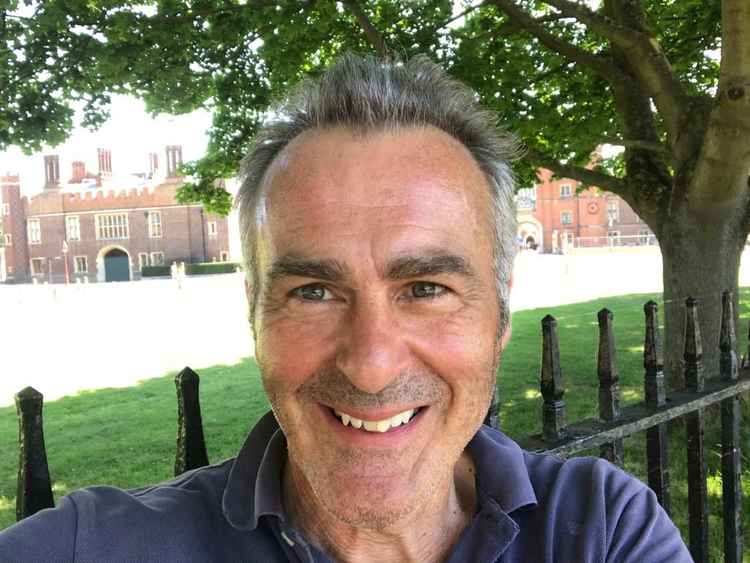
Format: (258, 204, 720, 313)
(258, 126, 495, 267)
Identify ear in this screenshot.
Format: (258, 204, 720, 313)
(499, 274, 514, 350)
(245, 278, 256, 326)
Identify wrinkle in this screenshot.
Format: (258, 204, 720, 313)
(299, 364, 448, 410)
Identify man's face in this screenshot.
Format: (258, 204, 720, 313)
(253, 126, 505, 528)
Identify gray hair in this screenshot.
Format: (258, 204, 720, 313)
(237, 53, 519, 334)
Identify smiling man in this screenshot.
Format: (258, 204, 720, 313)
(0, 54, 690, 562)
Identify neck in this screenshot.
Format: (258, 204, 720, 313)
(283, 452, 477, 563)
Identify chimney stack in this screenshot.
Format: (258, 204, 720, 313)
(165, 145, 183, 177)
(44, 155, 60, 188)
(149, 152, 159, 177)
(97, 148, 112, 177)
(71, 161, 86, 183)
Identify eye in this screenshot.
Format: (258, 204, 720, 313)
(409, 282, 447, 299)
(292, 284, 333, 301)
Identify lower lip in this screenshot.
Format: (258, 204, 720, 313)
(320, 405, 426, 446)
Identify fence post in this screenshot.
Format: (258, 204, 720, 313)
(719, 291, 743, 563)
(175, 367, 209, 476)
(643, 300, 671, 513)
(483, 384, 501, 430)
(684, 297, 708, 563)
(541, 315, 567, 441)
(15, 387, 54, 521)
(597, 308, 623, 465)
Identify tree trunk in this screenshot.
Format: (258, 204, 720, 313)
(660, 213, 746, 390)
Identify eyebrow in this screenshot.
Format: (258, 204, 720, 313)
(386, 254, 477, 280)
(266, 255, 348, 284)
(265, 251, 477, 285)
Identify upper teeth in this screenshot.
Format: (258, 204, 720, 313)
(334, 408, 416, 433)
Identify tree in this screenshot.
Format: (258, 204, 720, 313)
(2, 0, 748, 386)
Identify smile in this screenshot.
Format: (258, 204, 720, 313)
(333, 408, 420, 433)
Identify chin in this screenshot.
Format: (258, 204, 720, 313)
(323, 488, 415, 531)
(313, 466, 429, 530)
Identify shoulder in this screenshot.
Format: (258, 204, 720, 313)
(472, 427, 690, 562)
(0, 459, 241, 561)
(521, 452, 691, 562)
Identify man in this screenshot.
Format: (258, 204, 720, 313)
(1, 54, 690, 562)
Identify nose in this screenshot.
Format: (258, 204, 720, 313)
(335, 297, 410, 395)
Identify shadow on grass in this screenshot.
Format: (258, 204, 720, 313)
(0, 357, 269, 531)
(500, 290, 750, 562)
(2, 289, 748, 560)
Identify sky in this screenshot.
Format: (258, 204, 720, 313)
(0, 96, 213, 196)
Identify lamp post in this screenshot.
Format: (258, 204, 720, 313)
(62, 240, 70, 284)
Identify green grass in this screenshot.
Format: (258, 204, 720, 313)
(1, 291, 748, 562)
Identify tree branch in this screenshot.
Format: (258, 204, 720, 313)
(688, 0, 750, 207)
(488, 0, 625, 84)
(599, 136, 667, 154)
(341, 0, 387, 56)
(544, 0, 642, 47)
(524, 145, 628, 196)
(432, 1, 487, 33)
(544, 0, 687, 141)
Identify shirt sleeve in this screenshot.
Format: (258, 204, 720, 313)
(603, 468, 692, 563)
(0, 496, 78, 562)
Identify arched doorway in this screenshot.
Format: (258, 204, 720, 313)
(104, 248, 130, 282)
(517, 217, 544, 253)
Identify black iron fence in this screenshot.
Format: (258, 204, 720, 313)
(10, 292, 749, 562)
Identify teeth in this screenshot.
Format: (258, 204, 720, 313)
(334, 408, 416, 432)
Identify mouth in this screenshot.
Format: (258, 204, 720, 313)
(331, 407, 423, 433)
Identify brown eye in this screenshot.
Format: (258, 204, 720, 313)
(410, 282, 445, 299)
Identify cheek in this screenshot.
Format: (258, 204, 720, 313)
(255, 315, 340, 393)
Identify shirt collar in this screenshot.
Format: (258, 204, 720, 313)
(222, 412, 538, 533)
(467, 424, 538, 515)
(222, 410, 286, 531)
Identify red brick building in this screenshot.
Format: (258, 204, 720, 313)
(516, 169, 654, 253)
(0, 146, 231, 283)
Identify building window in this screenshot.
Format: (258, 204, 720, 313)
(150, 251, 165, 266)
(28, 219, 41, 244)
(138, 252, 149, 270)
(65, 216, 80, 241)
(560, 211, 573, 225)
(74, 256, 88, 273)
(207, 221, 218, 236)
(2, 203, 9, 215)
(3, 233, 10, 246)
(607, 201, 619, 224)
(96, 213, 129, 240)
(560, 184, 572, 198)
(564, 232, 574, 247)
(147, 211, 162, 238)
(220, 251, 229, 262)
(608, 231, 621, 246)
(639, 229, 652, 245)
(515, 187, 536, 210)
(30, 258, 44, 275)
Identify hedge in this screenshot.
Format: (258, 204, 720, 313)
(185, 262, 242, 275)
(140, 262, 242, 278)
(141, 265, 171, 277)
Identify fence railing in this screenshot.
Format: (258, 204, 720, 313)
(10, 293, 748, 562)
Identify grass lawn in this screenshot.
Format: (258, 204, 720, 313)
(1, 290, 748, 561)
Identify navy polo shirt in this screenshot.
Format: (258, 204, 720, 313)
(0, 411, 691, 562)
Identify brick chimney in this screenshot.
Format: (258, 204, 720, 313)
(149, 152, 159, 177)
(71, 161, 86, 183)
(165, 145, 183, 177)
(97, 148, 112, 177)
(44, 155, 60, 188)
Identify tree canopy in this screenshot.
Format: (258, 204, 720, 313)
(1, 1, 738, 212)
(2, 0, 749, 381)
